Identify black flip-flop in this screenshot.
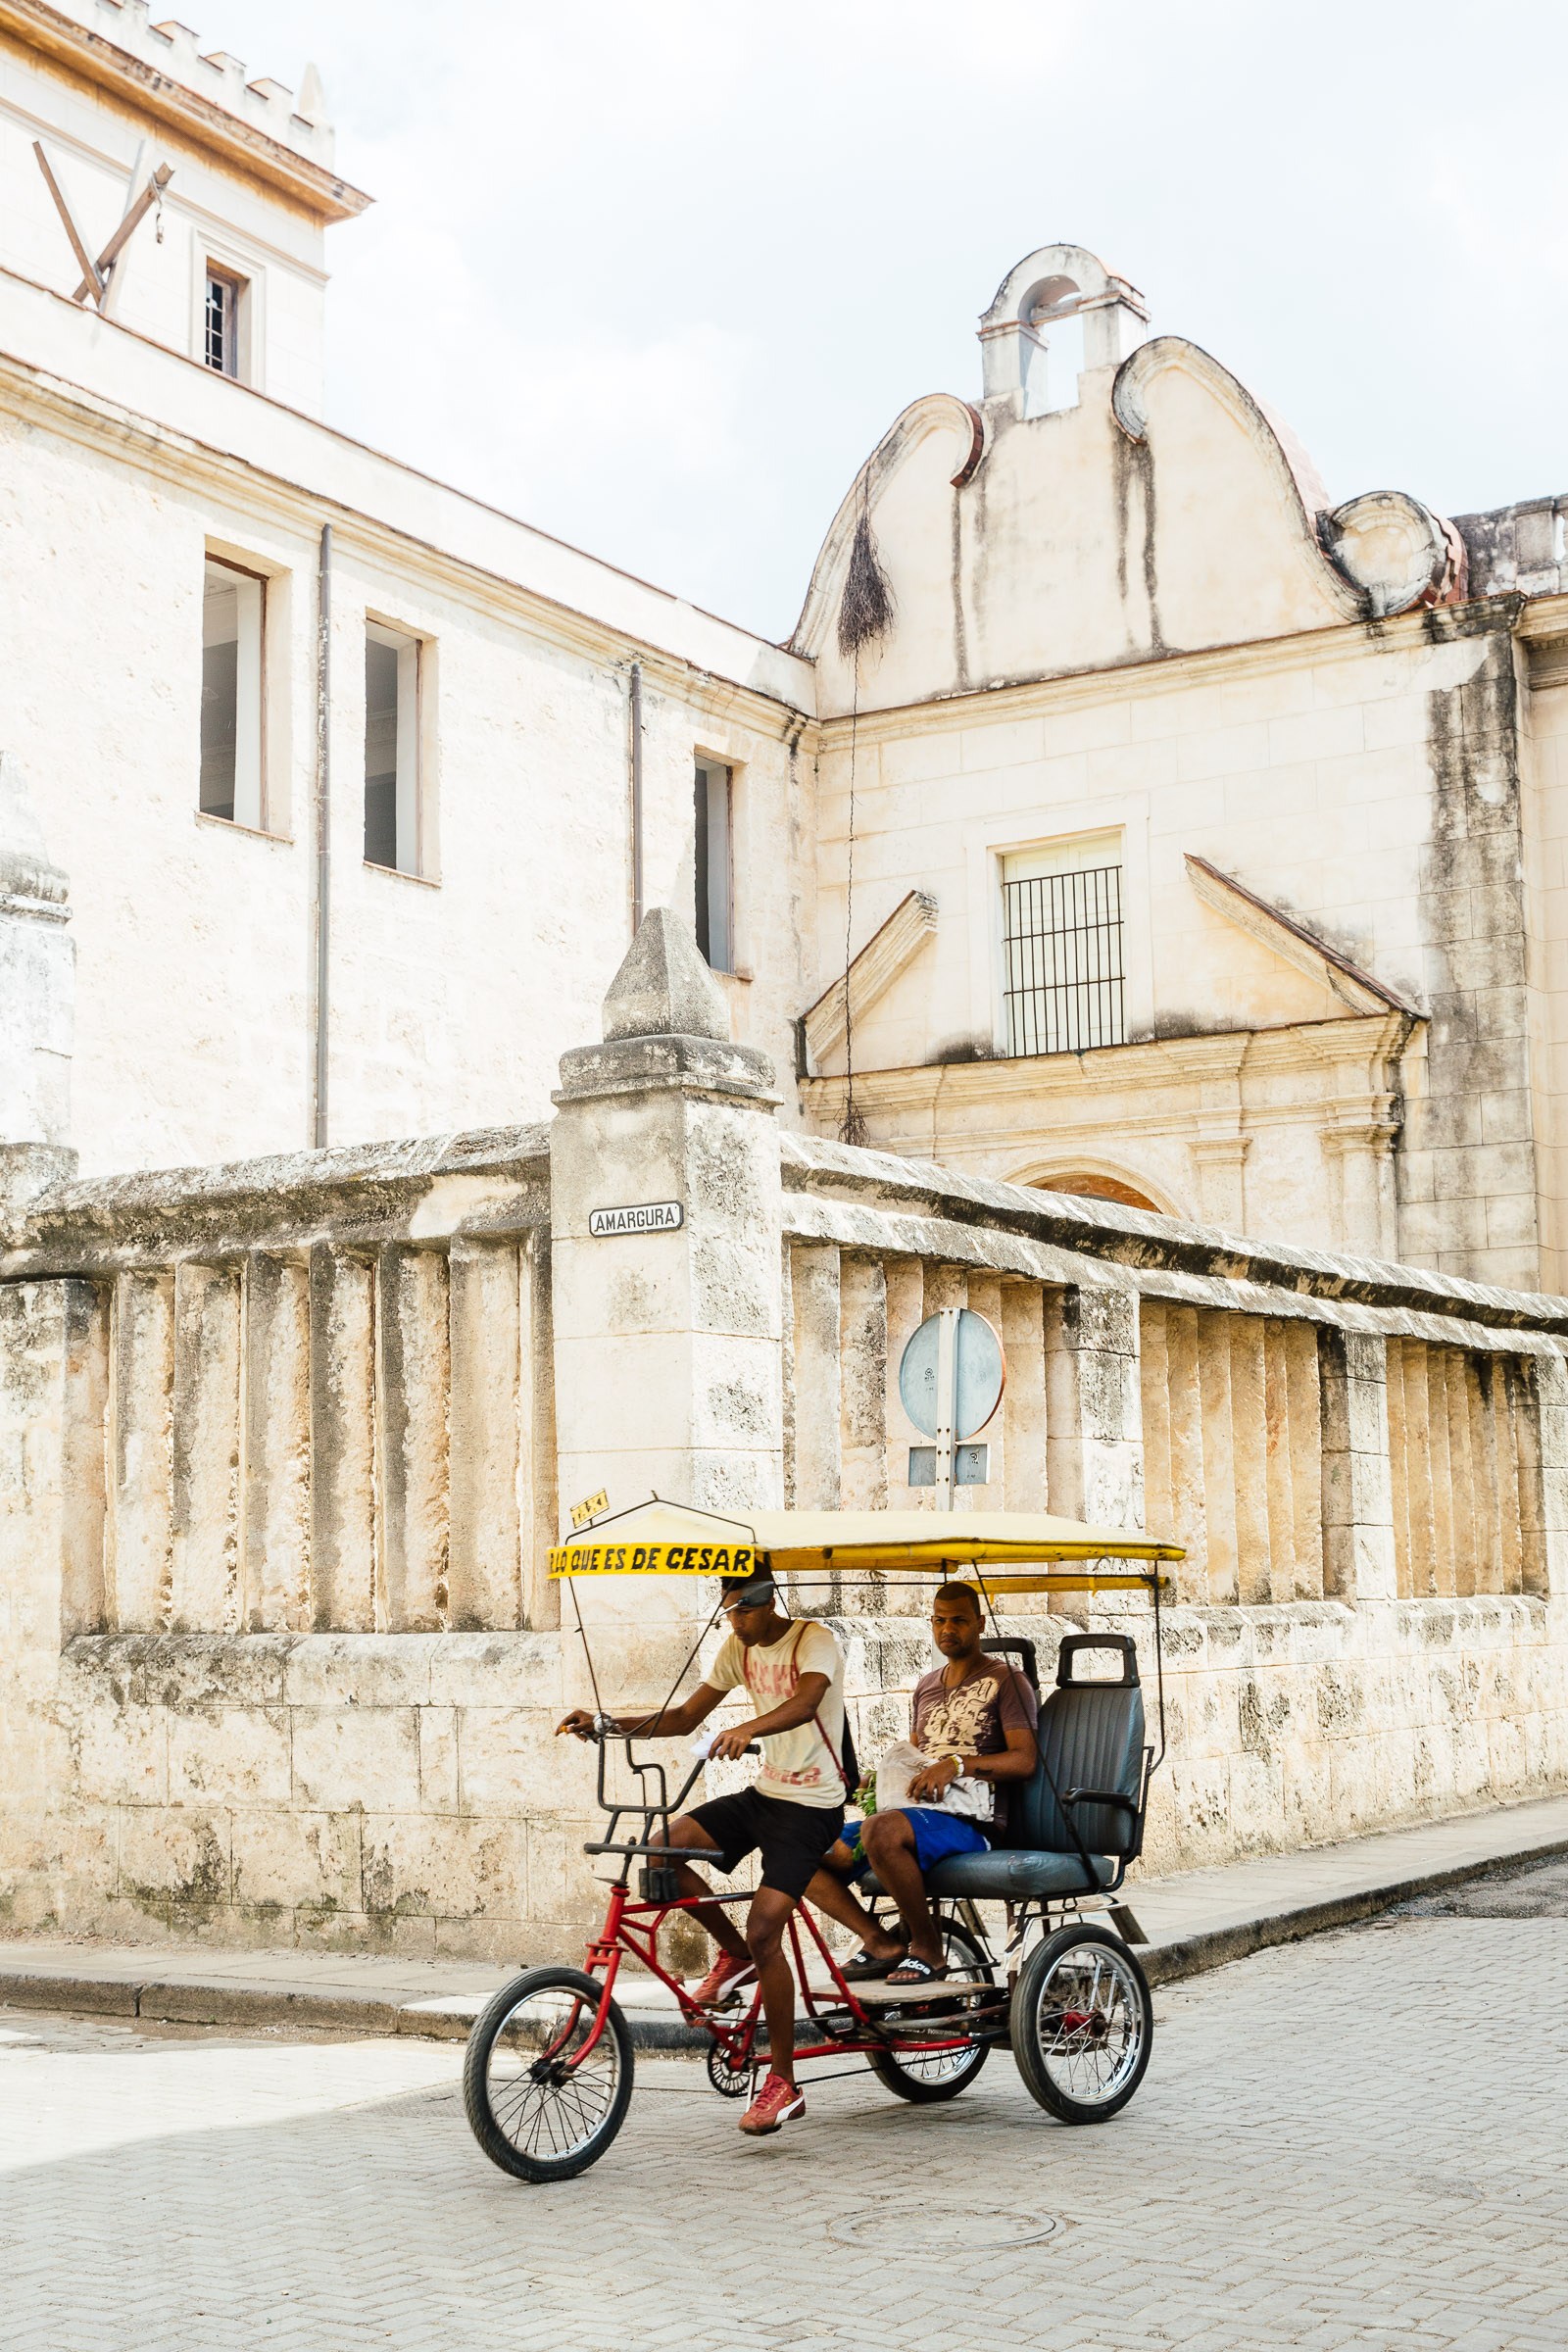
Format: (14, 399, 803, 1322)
(840, 1942, 906, 1982)
(884, 1955, 950, 1986)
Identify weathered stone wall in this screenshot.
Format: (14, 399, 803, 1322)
(4, 944, 1568, 1957)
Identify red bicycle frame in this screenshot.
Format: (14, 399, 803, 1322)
(567, 1876, 1000, 2075)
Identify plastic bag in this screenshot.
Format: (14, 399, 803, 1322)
(874, 1740, 993, 1824)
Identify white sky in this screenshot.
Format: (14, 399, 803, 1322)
(196, 0, 1567, 644)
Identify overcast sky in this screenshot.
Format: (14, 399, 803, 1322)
(197, 0, 1566, 644)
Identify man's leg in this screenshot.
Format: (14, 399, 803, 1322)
(745, 1886, 801, 2082)
(859, 1811, 942, 1968)
(653, 1814, 749, 1964)
(803, 1856, 905, 1959)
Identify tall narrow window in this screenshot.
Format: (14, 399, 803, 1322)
(204, 267, 243, 378)
(694, 757, 732, 970)
(364, 623, 421, 872)
(1002, 836, 1125, 1055)
(200, 559, 265, 827)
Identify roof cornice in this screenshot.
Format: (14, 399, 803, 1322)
(0, 0, 372, 223)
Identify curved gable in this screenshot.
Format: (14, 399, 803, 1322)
(796, 252, 1459, 718)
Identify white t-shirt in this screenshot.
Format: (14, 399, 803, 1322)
(708, 1619, 847, 1810)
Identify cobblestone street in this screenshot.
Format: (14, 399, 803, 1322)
(4, 1867, 1568, 2352)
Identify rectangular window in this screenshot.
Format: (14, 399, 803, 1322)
(694, 756, 733, 970)
(364, 623, 421, 872)
(200, 558, 265, 827)
(1002, 837, 1125, 1055)
(204, 267, 243, 378)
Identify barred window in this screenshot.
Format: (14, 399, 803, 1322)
(1002, 847, 1125, 1055)
(205, 267, 243, 378)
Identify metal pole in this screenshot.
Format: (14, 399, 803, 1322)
(312, 521, 332, 1150)
(935, 1305, 958, 1510)
(628, 660, 644, 936)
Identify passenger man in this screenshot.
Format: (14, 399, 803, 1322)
(558, 1570, 848, 2136)
(805, 1581, 1037, 1984)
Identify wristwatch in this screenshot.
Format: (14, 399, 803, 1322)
(944, 1753, 965, 1779)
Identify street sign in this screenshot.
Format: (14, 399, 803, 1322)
(898, 1308, 1004, 1508)
(588, 1201, 683, 1237)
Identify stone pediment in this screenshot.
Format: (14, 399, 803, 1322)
(1183, 854, 1420, 1025)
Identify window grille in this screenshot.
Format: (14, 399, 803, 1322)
(1002, 863, 1125, 1055)
(205, 269, 240, 377)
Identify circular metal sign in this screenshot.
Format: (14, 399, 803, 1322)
(898, 1308, 1005, 1440)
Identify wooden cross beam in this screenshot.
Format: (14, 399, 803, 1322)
(32, 143, 175, 309)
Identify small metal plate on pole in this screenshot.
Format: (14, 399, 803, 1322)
(899, 1308, 1004, 1508)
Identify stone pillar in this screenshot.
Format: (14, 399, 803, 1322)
(550, 909, 783, 1619)
(1043, 1282, 1144, 1529)
(0, 753, 74, 1158)
(1319, 1327, 1396, 1601)
(0, 1280, 101, 1923)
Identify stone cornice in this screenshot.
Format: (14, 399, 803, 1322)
(780, 1130, 1568, 1333)
(0, 287, 813, 734)
(0, 0, 371, 223)
(812, 597, 1525, 754)
(798, 1010, 1409, 1112)
(0, 1123, 553, 1273)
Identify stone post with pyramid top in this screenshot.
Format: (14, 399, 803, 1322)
(549, 907, 785, 1610)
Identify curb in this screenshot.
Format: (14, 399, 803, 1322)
(1138, 1831, 1568, 1987)
(2, 1829, 1564, 2046)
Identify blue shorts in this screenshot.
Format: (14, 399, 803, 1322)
(846, 1806, 989, 1879)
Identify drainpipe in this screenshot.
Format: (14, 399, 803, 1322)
(628, 660, 644, 937)
(312, 522, 332, 1149)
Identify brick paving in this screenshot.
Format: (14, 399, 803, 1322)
(3, 1882, 1567, 2350)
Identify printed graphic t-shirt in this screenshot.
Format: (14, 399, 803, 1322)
(709, 1620, 848, 1810)
(910, 1663, 1038, 1835)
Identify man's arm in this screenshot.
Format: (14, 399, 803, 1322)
(708, 1670, 831, 1760)
(558, 1683, 727, 1741)
(907, 1717, 1037, 1800)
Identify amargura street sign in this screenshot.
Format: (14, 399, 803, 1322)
(898, 1307, 1005, 1508)
(588, 1201, 684, 1237)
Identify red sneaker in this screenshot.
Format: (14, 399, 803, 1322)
(689, 1952, 752, 2010)
(739, 2072, 807, 2135)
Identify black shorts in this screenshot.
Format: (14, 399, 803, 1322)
(686, 1788, 845, 1900)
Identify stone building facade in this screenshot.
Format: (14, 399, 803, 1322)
(6, 8, 1568, 1295)
(5, 3, 1568, 1953)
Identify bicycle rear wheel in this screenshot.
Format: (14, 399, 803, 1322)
(866, 1918, 995, 2103)
(464, 1966, 634, 2181)
(1013, 1923, 1152, 2123)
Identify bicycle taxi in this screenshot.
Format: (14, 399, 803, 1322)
(463, 1499, 1181, 2182)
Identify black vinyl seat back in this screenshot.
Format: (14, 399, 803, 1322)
(1005, 1633, 1147, 1862)
(979, 1636, 1040, 1700)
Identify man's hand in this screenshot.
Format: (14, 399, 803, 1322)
(708, 1724, 759, 1761)
(907, 1755, 962, 1802)
(557, 1709, 602, 1740)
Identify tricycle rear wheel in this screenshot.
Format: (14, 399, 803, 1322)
(866, 1917, 994, 2103)
(1012, 1922, 1152, 2123)
(464, 1965, 633, 2181)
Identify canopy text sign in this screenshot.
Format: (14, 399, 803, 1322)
(550, 1540, 757, 1577)
(588, 1200, 684, 1237)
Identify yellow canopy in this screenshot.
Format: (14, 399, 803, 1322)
(548, 1499, 1181, 1591)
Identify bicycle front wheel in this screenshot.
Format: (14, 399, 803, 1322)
(463, 1966, 634, 2182)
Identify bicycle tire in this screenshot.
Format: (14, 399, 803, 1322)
(866, 1918, 994, 2104)
(1012, 1922, 1152, 2124)
(463, 1965, 634, 2182)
